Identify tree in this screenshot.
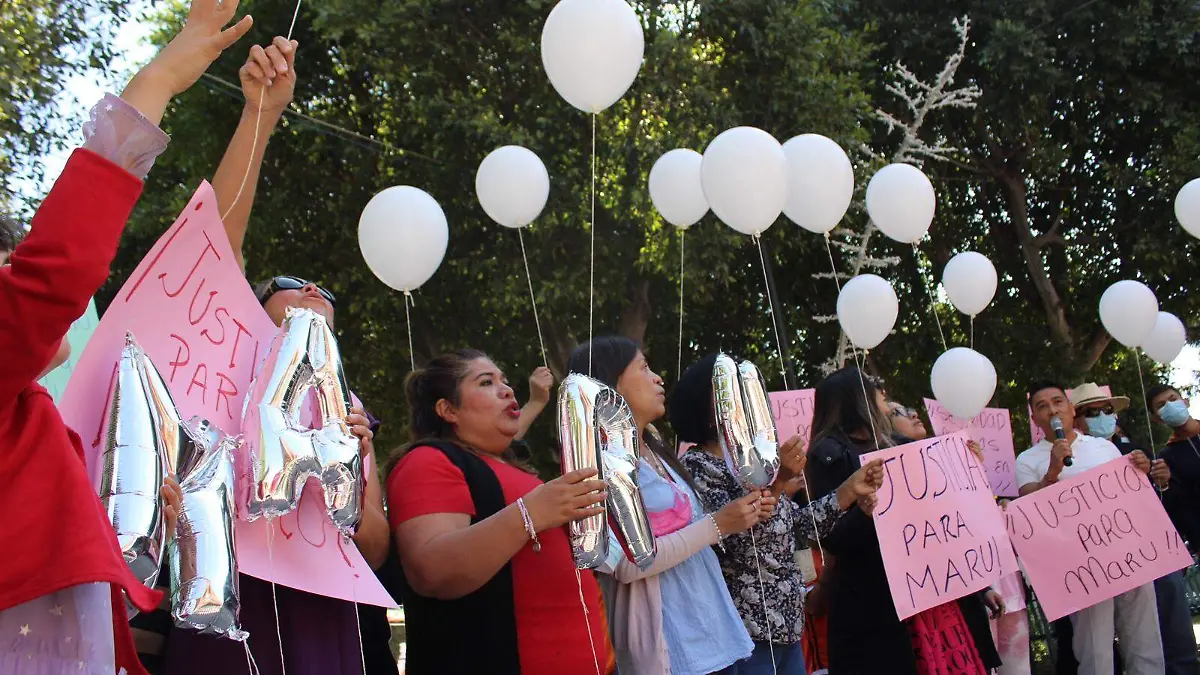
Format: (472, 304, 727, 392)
(0, 0, 127, 210)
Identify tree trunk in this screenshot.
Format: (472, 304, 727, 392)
(619, 279, 652, 345)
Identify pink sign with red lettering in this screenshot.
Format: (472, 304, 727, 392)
(1028, 385, 1111, 446)
(60, 184, 395, 607)
(769, 389, 816, 449)
(1004, 455, 1189, 621)
(924, 400, 1019, 497)
(862, 431, 1020, 620)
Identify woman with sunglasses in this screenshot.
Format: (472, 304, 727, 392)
(162, 39, 394, 675)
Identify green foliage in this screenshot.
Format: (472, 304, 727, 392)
(0, 0, 127, 209)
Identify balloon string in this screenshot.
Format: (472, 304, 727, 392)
(267, 522, 287, 675)
(575, 567, 601, 675)
(854, 354, 883, 450)
(754, 234, 789, 389)
(1133, 350, 1165, 496)
(677, 228, 686, 383)
(220, 0, 305, 222)
(403, 291, 415, 371)
(822, 234, 866, 374)
(350, 542, 367, 675)
(912, 244, 947, 352)
(970, 315, 975, 351)
(749, 528, 777, 675)
(588, 112, 597, 377)
(243, 642, 261, 675)
(518, 228, 549, 368)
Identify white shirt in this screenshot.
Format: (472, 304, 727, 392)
(1015, 433, 1123, 489)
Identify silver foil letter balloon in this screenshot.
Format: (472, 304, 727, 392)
(243, 307, 364, 534)
(95, 333, 192, 591)
(712, 354, 780, 489)
(168, 435, 247, 641)
(558, 374, 656, 571)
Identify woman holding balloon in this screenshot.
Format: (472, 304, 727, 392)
(672, 354, 885, 675)
(569, 337, 771, 675)
(386, 349, 609, 675)
(805, 367, 1002, 675)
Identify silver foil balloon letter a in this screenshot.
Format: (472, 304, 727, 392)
(168, 436, 247, 641)
(243, 308, 364, 534)
(712, 354, 780, 489)
(558, 374, 608, 568)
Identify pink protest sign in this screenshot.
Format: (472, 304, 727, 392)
(1005, 455, 1190, 621)
(862, 431, 1020, 620)
(924, 400, 1019, 498)
(60, 184, 394, 607)
(1028, 385, 1111, 446)
(769, 389, 816, 448)
(61, 182, 277, 464)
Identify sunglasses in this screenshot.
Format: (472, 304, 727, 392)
(258, 276, 337, 308)
(890, 405, 918, 419)
(1081, 405, 1115, 418)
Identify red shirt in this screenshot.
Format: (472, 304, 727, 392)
(0, 149, 161, 675)
(388, 447, 607, 675)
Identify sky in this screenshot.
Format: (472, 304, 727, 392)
(25, 4, 1200, 420)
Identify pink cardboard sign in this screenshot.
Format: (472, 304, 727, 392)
(60, 184, 395, 607)
(1005, 455, 1190, 621)
(862, 431, 1020, 620)
(769, 389, 816, 449)
(924, 400, 1020, 498)
(1028, 385, 1111, 447)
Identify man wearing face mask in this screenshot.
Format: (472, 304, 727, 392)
(1073, 383, 1198, 675)
(1148, 385, 1200, 546)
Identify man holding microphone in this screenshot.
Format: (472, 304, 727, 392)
(1015, 381, 1164, 675)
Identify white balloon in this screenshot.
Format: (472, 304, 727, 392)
(930, 348, 998, 421)
(836, 274, 899, 350)
(865, 163, 936, 243)
(700, 127, 788, 236)
(1174, 178, 1200, 240)
(782, 134, 854, 234)
(1099, 280, 1159, 348)
(541, 0, 644, 114)
(942, 251, 998, 317)
(1143, 312, 1187, 364)
(649, 149, 708, 229)
(358, 186, 449, 292)
(475, 146, 550, 229)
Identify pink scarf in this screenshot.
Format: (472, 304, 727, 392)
(647, 480, 694, 537)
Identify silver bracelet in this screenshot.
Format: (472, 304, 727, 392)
(707, 513, 725, 552)
(516, 498, 541, 553)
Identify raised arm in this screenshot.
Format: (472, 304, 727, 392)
(515, 367, 554, 441)
(211, 36, 297, 270)
(0, 0, 252, 403)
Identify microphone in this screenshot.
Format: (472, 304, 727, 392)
(1051, 416, 1073, 467)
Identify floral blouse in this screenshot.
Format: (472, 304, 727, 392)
(682, 449, 845, 644)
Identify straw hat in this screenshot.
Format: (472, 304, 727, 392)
(1070, 382, 1130, 413)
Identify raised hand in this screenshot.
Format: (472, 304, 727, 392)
(527, 367, 555, 407)
(240, 37, 299, 114)
(835, 458, 884, 511)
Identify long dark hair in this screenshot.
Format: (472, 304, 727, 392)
(568, 336, 698, 492)
(668, 353, 720, 446)
(809, 366, 893, 451)
(385, 349, 528, 475)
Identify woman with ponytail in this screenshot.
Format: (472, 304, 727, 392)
(571, 337, 771, 675)
(385, 350, 608, 675)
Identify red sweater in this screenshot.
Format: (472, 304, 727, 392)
(0, 149, 161, 675)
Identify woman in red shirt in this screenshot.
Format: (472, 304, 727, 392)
(386, 349, 609, 675)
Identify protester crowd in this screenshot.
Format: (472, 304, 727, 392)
(2, 4, 1200, 675)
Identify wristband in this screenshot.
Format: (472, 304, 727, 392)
(707, 513, 726, 552)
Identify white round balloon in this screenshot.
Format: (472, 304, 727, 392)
(942, 251, 998, 317)
(930, 348, 998, 421)
(700, 127, 788, 236)
(782, 134, 854, 234)
(358, 186, 449, 292)
(1142, 312, 1187, 364)
(865, 163, 936, 243)
(1099, 280, 1159, 348)
(649, 149, 708, 229)
(541, 0, 644, 114)
(836, 274, 899, 350)
(1174, 178, 1200, 240)
(475, 146, 550, 229)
